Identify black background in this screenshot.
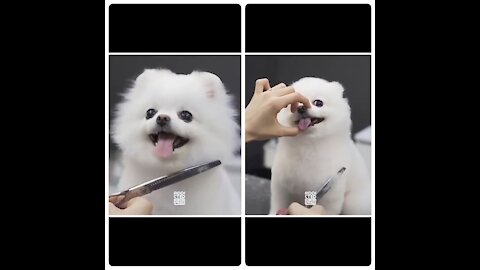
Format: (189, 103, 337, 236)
(110, 4, 241, 52)
(246, 4, 371, 52)
(246, 217, 371, 266)
(110, 218, 241, 266)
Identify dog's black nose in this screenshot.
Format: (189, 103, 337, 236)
(297, 106, 307, 114)
(156, 115, 171, 127)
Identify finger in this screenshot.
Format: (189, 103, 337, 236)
(269, 83, 287, 91)
(287, 202, 313, 215)
(288, 202, 319, 215)
(272, 86, 295, 97)
(254, 78, 271, 95)
(287, 203, 326, 215)
(109, 195, 125, 205)
(276, 92, 311, 109)
(290, 102, 298, 113)
(309, 205, 327, 215)
(124, 197, 154, 215)
(302, 93, 311, 108)
(275, 122, 299, 137)
(108, 202, 122, 215)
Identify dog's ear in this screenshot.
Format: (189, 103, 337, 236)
(191, 71, 226, 99)
(134, 69, 172, 89)
(134, 69, 156, 88)
(330, 81, 345, 97)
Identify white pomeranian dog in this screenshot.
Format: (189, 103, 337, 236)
(112, 69, 240, 215)
(270, 77, 370, 215)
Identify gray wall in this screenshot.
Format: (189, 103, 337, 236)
(245, 55, 371, 175)
(109, 55, 241, 154)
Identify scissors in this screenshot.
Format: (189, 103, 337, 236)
(276, 166, 346, 215)
(109, 160, 221, 208)
(306, 166, 346, 208)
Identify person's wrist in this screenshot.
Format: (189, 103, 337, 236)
(245, 121, 260, 142)
(245, 128, 256, 143)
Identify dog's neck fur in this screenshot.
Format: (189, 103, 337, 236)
(277, 128, 352, 157)
(282, 127, 351, 142)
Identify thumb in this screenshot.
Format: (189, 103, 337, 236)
(124, 197, 154, 215)
(287, 202, 311, 215)
(276, 123, 299, 137)
(109, 202, 122, 215)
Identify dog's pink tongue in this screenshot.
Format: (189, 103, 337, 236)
(154, 138, 175, 158)
(298, 118, 311, 131)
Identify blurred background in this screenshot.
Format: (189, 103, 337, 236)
(109, 55, 241, 195)
(245, 55, 371, 214)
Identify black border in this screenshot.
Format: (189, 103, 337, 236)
(109, 4, 241, 52)
(110, 217, 241, 266)
(246, 217, 372, 266)
(246, 4, 371, 52)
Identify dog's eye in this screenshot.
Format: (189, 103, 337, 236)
(312, 100, 323, 107)
(146, 108, 157, 119)
(178, 110, 193, 122)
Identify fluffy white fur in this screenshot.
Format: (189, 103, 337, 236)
(113, 69, 240, 215)
(270, 77, 371, 215)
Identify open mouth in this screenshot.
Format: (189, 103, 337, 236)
(149, 131, 189, 158)
(295, 117, 325, 131)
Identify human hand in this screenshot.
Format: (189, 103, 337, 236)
(109, 196, 154, 215)
(245, 78, 311, 142)
(276, 202, 326, 215)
